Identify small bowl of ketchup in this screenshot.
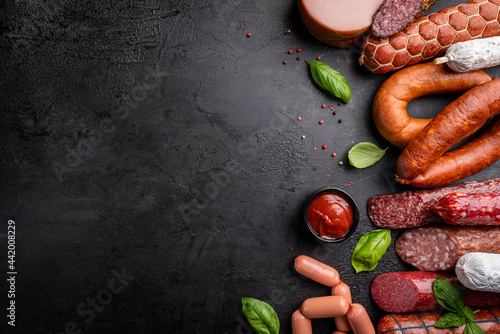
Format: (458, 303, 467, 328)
(303, 188, 359, 242)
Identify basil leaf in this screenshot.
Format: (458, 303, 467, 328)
(435, 312, 465, 328)
(351, 229, 391, 273)
(432, 276, 465, 313)
(464, 322, 486, 334)
(348, 142, 388, 168)
(305, 61, 351, 103)
(461, 306, 476, 323)
(241, 297, 280, 334)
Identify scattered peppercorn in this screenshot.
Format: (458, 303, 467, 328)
(296, 56, 301, 61)
(283, 60, 288, 64)
(289, 247, 293, 252)
(247, 32, 251, 37)
(338, 102, 342, 106)
(339, 161, 343, 165)
(297, 48, 301, 52)
(319, 120, 324, 124)
(301, 135, 305, 139)
(284, 29, 291, 35)
(338, 119, 342, 123)
(322, 144, 327, 149)
(333, 111, 337, 115)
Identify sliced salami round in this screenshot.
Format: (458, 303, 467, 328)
(395, 226, 500, 271)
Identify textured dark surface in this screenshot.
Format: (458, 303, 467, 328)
(1, 0, 500, 333)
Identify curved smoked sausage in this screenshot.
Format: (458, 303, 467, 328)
(373, 62, 491, 148)
(396, 78, 500, 182)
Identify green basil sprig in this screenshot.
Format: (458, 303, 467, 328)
(305, 61, 351, 103)
(241, 297, 280, 334)
(351, 229, 391, 273)
(433, 276, 485, 334)
(348, 142, 388, 168)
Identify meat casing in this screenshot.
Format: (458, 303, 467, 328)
(368, 178, 500, 229)
(395, 225, 500, 271)
(377, 307, 500, 333)
(396, 78, 500, 182)
(372, 62, 491, 148)
(433, 192, 500, 225)
(360, 0, 500, 74)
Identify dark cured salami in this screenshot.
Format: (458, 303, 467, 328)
(368, 178, 500, 229)
(377, 307, 500, 334)
(395, 226, 500, 271)
(433, 192, 500, 226)
(370, 271, 500, 313)
(372, 0, 437, 38)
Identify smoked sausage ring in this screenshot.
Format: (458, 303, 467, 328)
(373, 62, 492, 148)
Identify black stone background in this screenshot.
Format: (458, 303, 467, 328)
(1, 0, 499, 333)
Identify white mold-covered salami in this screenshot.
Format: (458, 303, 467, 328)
(456, 252, 500, 292)
(434, 36, 500, 72)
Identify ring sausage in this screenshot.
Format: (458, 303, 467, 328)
(396, 78, 500, 182)
(398, 116, 500, 187)
(294, 255, 340, 287)
(372, 62, 491, 148)
(360, 0, 500, 74)
(331, 282, 352, 332)
(346, 304, 375, 334)
(291, 309, 313, 334)
(301, 295, 350, 319)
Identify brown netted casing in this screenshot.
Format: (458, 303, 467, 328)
(360, 0, 500, 74)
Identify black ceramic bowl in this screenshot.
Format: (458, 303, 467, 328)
(303, 187, 359, 243)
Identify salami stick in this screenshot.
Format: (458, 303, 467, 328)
(368, 178, 500, 229)
(395, 226, 500, 271)
(434, 192, 500, 225)
(371, 271, 500, 313)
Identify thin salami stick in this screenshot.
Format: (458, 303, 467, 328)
(434, 192, 500, 225)
(395, 226, 500, 271)
(368, 178, 500, 229)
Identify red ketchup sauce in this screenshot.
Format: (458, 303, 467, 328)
(307, 192, 354, 239)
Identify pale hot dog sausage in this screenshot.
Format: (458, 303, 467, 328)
(294, 255, 340, 287)
(291, 309, 313, 334)
(331, 282, 352, 332)
(301, 295, 349, 319)
(346, 303, 375, 334)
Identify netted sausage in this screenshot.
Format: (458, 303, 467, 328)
(360, 0, 500, 74)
